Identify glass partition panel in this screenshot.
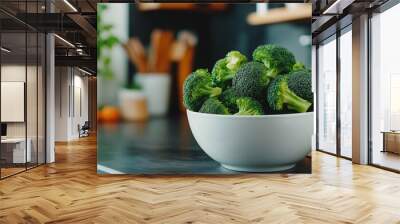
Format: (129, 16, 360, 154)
(1, 31, 27, 177)
(0, 0, 46, 179)
(317, 36, 337, 154)
(38, 33, 45, 165)
(371, 4, 400, 171)
(27, 31, 38, 169)
(339, 28, 352, 158)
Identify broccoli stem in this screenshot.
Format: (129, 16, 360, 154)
(267, 68, 279, 79)
(235, 109, 246, 115)
(235, 109, 252, 115)
(260, 75, 270, 87)
(221, 73, 235, 82)
(210, 87, 222, 97)
(199, 86, 222, 97)
(283, 89, 311, 113)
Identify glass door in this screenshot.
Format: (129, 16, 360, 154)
(0, 1, 47, 179)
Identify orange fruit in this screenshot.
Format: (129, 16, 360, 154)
(100, 106, 120, 123)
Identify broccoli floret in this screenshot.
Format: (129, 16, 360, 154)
(252, 44, 295, 78)
(235, 97, 263, 115)
(212, 50, 247, 85)
(292, 61, 311, 73)
(211, 59, 230, 84)
(183, 69, 222, 111)
(226, 51, 247, 71)
(232, 61, 270, 100)
(193, 68, 210, 76)
(199, 98, 230, 115)
(267, 75, 311, 113)
(287, 70, 313, 104)
(292, 61, 306, 72)
(220, 88, 239, 113)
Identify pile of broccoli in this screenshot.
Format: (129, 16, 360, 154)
(183, 44, 313, 115)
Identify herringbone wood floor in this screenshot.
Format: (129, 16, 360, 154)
(0, 136, 400, 224)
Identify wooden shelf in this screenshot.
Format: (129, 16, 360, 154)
(138, 3, 227, 12)
(247, 5, 312, 26)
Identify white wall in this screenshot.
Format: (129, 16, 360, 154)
(1, 65, 36, 137)
(1, 64, 46, 164)
(55, 67, 89, 141)
(98, 3, 129, 106)
(55, 67, 69, 141)
(71, 73, 89, 138)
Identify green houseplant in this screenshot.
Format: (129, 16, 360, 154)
(97, 4, 119, 79)
(98, 4, 148, 121)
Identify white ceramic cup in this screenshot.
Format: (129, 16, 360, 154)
(135, 73, 171, 116)
(187, 110, 314, 172)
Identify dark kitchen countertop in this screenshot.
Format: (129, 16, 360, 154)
(97, 116, 311, 174)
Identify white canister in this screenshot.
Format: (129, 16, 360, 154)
(135, 73, 171, 116)
(119, 88, 149, 122)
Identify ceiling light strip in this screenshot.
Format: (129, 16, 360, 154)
(63, 0, 78, 12)
(323, 0, 342, 15)
(54, 34, 75, 48)
(78, 67, 92, 76)
(1, 47, 11, 53)
(322, 0, 354, 15)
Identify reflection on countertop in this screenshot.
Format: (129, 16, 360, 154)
(98, 116, 311, 174)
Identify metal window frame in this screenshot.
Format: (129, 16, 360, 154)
(315, 0, 400, 173)
(0, 0, 47, 180)
(315, 19, 353, 161)
(0, 17, 2, 179)
(367, 0, 400, 173)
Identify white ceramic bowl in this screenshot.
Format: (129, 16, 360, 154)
(187, 110, 314, 172)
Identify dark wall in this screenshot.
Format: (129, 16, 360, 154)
(129, 4, 311, 76)
(264, 22, 312, 67)
(129, 5, 225, 71)
(128, 4, 311, 115)
(207, 5, 265, 66)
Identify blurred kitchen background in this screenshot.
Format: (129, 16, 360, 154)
(98, 3, 311, 117)
(97, 3, 311, 174)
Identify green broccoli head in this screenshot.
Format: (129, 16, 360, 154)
(267, 75, 311, 113)
(235, 97, 263, 115)
(232, 61, 270, 100)
(199, 98, 230, 115)
(212, 50, 247, 85)
(252, 44, 295, 78)
(220, 88, 239, 113)
(183, 69, 222, 111)
(287, 69, 313, 104)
